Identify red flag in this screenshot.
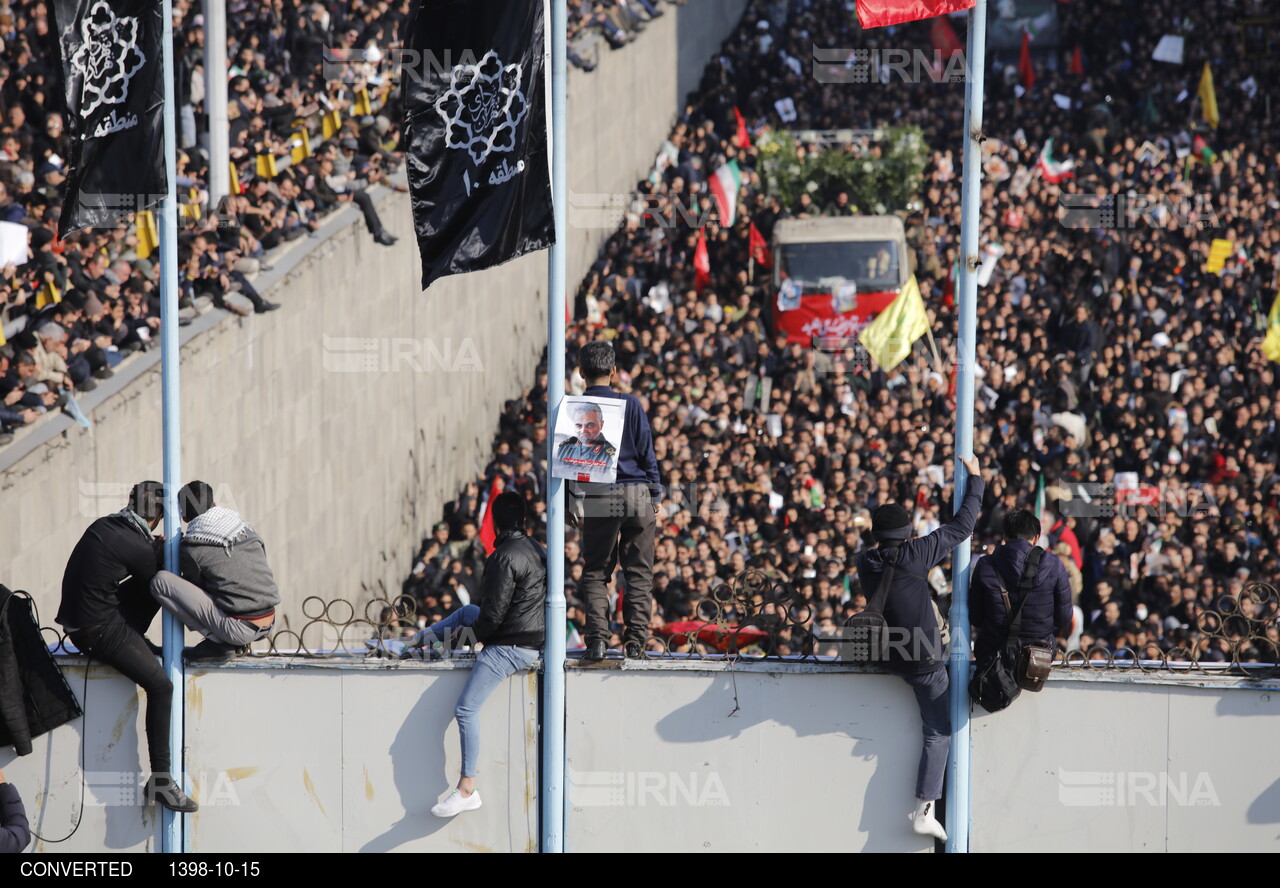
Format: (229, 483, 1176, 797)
(1068, 45, 1084, 75)
(930, 15, 962, 60)
(748, 222, 773, 269)
(733, 106, 750, 149)
(693, 229, 711, 292)
(856, 0, 974, 29)
(1019, 29, 1036, 91)
(478, 475, 502, 554)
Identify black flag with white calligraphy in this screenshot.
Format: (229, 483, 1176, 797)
(53, 0, 166, 234)
(403, 0, 555, 289)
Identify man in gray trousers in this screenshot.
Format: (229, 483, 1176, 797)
(150, 481, 279, 661)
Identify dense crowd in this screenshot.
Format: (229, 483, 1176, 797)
(568, 0, 686, 70)
(0, 0, 409, 445)
(406, 0, 1280, 664)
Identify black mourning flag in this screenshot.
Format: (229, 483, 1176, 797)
(53, 0, 166, 234)
(404, 0, 555, 289)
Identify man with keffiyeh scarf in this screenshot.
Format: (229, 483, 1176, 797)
(150, 481, 280, 663)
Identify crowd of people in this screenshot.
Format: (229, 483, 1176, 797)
(568, 0, 686, 70)
(407, 0, 1279, 665)
(0, 0, 407, 445)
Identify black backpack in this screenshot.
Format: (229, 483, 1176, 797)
(970, 547, 1045, 713)
(843, 547, 900, 664)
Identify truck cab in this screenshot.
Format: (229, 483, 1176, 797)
(771, 216, 910, 344)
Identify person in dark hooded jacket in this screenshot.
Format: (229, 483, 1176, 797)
(969, 509, 1073, 660)
(855, 454, 985, 844)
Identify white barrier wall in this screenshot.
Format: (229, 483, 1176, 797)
(6, 663, 1277, 853)
(565, 661, 935, 853)
(969, 671, 1280, 853)
(0, 658, 539, 854)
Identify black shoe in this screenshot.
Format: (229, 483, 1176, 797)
(93, 366, 114, 380)
(256, 301, 281, 313)
(582, 640, 607, 662)
(374, 230, 398, 246)
(624, 641, 644, 660)
(183, 639, 245, 662)
(77, 377, 97, 393)
(145, 774, 199, 813)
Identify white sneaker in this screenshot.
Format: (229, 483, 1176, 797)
(911, 798, 947, 842)
(431, 788, 482, 818)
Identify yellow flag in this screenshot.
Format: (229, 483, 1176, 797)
(229, 161, 240, 195)
(36, 280, 61, 309)
(1264, 290, 1280, 364)
(1199, 62, 1219, 129)
(1205, 238, 1233, 274)
(290, 127, 312, 165)
(322, 109, 342, 140)
(136, 209, 159, 260)
(354, 88, 372, 116)
(859, 274, 929, 372)
(255, 153, 278, 179)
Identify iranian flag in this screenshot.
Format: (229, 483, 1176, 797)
(709, 160, 741, 227)
(1037, 138, 1074, 183)
(856, 0, 975, 29)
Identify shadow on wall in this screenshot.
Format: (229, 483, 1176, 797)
(651, 671, 918, 852)
(1214, 690, 1280, 826)
(359, 677, 458, 852)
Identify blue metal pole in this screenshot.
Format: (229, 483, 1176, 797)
(945, 0, 987, 855)
(159, 0, 186, 854)
(541, 0, 567, 856)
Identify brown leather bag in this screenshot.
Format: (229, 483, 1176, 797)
(994, 547, 1053, 693)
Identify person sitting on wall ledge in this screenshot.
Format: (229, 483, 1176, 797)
(410, 492, 546, 819)
(57, 482, 198, 813)
(150, 481, 279, 663)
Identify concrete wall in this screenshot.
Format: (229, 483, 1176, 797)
(970, 671, 1280, 853)
(4, 665, 1280, 852)
(0, 658, 539, 853)
(0, 0, 749, 631)
(565, 661, 933, 853)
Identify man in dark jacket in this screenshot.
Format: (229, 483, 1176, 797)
(969, 510, 1073, 660)
(149, 481, 279, 662)
(57, 482, 197, 813)
(407, 493, 545, 818)
(570, 341, 665, 661)
(0, 769, 29, 853)
(855, 455, 985, 843)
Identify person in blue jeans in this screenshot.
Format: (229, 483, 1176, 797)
(406, 493, 546, 818)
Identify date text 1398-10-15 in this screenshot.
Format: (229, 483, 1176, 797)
(170, 861, 262, 877)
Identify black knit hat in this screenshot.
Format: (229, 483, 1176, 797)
(872, 503, 911, 541)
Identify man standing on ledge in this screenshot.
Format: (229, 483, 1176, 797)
(571, 341, 664, 661)
(856, 455, 985, 843)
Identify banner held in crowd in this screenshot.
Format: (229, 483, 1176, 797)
(53, 0, 166, 234)
(403, 0, 555, 289)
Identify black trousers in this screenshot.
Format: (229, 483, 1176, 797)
(351, 189, 386, 236)
(580, 484, 656, 646)
(67, 591, 171, 774)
